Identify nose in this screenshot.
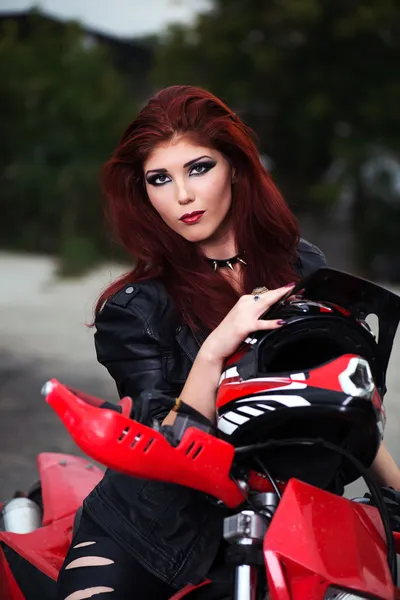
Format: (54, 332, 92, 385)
(176, 179, 194, 206)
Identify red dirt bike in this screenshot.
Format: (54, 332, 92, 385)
(1, 377, 400, 600)
(2, 268, 400, 599)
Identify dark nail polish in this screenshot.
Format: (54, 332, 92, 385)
(278, 320, 286, 325)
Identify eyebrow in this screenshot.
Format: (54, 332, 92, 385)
(145, 155, 213, 176)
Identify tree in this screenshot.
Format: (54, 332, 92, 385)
(0, 11, 137, 273)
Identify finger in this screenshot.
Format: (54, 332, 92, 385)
(268, 283, 296, 299)
(252, 284, 295, 308)
(254, 319, 285, 331)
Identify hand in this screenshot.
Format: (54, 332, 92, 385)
(200, 283, 295, 362)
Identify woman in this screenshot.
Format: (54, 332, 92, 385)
(57, 85, 400, 600)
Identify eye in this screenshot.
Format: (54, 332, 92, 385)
(147, 173, 171, 186)
(190, 164, 207, 176)
(189, 160, 216, 177)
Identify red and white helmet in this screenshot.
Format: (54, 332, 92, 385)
(215, 268, 400, 491)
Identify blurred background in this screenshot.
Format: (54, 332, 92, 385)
(0, 0, 399, 498)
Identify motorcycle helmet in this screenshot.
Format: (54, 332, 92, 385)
(216, 268, 400, 493)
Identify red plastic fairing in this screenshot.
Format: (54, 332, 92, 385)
(37, 453, 103, 526)
(0, 452, 102, 596)
(68, 387, 133, 417)
(0, 512, 75, 581)
(44, 380, 244, 508)
(264, 479, 394, 600)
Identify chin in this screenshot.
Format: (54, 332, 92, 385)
(181, 230, 210, 244)
(176, 223, 216, 244)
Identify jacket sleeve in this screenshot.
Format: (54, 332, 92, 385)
(94, 284, 182, 423)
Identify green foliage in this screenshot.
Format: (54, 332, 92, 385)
(0, 11, 137, 274)
(58, 235, 99, 277)
(353, 154, 400, 276)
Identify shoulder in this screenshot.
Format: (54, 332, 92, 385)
(295, 238, 327, 278)
(95, 279, 177, 343)
(297, 238, 326, 260)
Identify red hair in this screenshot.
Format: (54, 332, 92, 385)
(97, 85, 300, 331)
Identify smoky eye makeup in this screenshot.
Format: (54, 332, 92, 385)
(145, 158, 217, 186)
(189, 159, 217, 176)
(145, 172, 170, 186)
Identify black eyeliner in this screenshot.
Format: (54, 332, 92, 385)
(146, 173, 169, 185)
(189, 159, 217, 173)
(146, 159, 217, 186)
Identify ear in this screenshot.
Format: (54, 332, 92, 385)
(231, 169, 237, 184)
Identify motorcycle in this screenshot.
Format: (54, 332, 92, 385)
(0, 449, 103, 600)
(3, 379, 400, 600)
(2, 268, 400, 600)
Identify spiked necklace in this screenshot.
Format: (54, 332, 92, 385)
(206, 251, 247, 271)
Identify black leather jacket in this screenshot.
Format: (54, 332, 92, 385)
(83, 239, 327, 589)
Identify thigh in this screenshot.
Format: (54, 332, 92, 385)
(57, 513, 176, 600)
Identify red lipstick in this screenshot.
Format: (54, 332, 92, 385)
(179, 210, 205, 225)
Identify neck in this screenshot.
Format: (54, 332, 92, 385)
(199, 226, 237, 261)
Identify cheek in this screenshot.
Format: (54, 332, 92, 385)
(146, 187, 174, 222)
(199, 171, 232, 209)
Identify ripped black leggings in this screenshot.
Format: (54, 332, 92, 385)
(56, 513, 176, 600)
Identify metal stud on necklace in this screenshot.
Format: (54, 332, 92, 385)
(207, 251, 247, 271)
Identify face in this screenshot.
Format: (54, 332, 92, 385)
(143, 138, 234, 248)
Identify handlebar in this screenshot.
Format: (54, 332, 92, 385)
(43, 379, 245, 508)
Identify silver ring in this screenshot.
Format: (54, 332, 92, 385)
(253, 294, 260, 301)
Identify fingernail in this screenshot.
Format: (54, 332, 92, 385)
(285, 282, 295, 287)
(277, 320, 286, 325)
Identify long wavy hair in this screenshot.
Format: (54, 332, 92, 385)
(96, 85, 300, 332)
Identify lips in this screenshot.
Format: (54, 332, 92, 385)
(179, 210, 205, 224)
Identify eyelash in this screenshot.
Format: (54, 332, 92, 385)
(147, 161, 215, 187)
